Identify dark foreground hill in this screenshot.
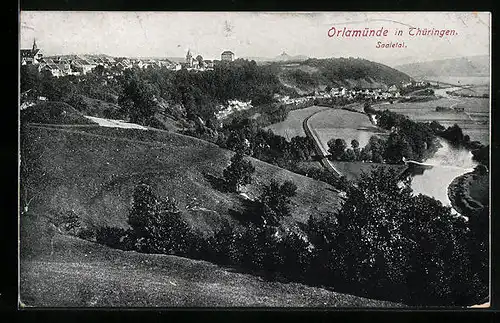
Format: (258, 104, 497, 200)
(19, 230, 402, 307)
(394, 55, 490, 78)
(21, 123, 343, 235)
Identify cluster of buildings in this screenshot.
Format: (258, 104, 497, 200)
(272, 85, 403, 106)
(21, 39, 238, 78)
(215, 99, 253, 120)
(183, 49, 235, 71)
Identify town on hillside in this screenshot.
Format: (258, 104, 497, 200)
(21, 39, 433, 117)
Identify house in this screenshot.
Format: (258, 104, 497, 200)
(71, 60, 95, 75)
(41, 63, 63, 77)
(221, 50, 235, 62)
(388, 85, 399, 92)
(21, 39, 43, 65)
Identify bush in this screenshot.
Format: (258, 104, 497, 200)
(318, 167, 488, 305)
(21, 102, 97, 125)
(127, 183, 193, 255)
(95, 226, 130, 250)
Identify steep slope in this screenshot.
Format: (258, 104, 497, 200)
(21, 124, 343, 235)
(394, 55, 490, 77)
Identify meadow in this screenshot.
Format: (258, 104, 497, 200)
(20, 231, 402, 307)
(415, 76, 490, 86)
(308, 109, 386, 150)
(373, 97, 490, 145)
(264, 105, 328, 139)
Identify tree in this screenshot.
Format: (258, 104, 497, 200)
(359, 147, 372, 162)
(384, 132, 413, 164)
(327, 138, 347, 160)
(119, 71, 161, 125)
(441, 124, 464, 146)
(195, 55, 204, 68)
(364, 102, 376, 114)
(258, 179, 297, 225)
(20, 65, 41, 96)
(326, 167, 487, 305)
(351, 139, 360, 149)
(472, 145, 489, 167)
(342, 148, 357, 161)
(223, 149, 255, 192)
(127, 183, 192, 255)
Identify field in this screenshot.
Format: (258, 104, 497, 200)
(21, 123, 343, 235)
(373, 97, 490, 145)
(265, 105, 328, 139)
(308, 109, 386, 150)
(452, 85, 490, 97)
(415, 76, 490, 86)
(20, 231, 402, 307)
(331, 161, 408, 183)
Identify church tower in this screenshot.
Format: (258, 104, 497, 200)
(186, 49, 193, 67)
(32, 38, 38, 52)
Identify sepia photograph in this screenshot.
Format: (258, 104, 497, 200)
(19, 11, 490, 308)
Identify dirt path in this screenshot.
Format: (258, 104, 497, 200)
(85, 116, 148, 130)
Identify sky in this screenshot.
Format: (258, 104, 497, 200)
(20, 11, 490, 66)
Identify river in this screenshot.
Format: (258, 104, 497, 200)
(405, 87, 484, 211)
(406, 139, 477, 210)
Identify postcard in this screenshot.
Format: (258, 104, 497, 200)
(19, 11, 490, 308)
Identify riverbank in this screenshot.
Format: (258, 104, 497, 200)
(447, 170, 488, 217)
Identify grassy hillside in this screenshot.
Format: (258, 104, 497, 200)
(278, 57, 412, 94)
(20, 230, 402, 307)
(21, 124, 343, 236)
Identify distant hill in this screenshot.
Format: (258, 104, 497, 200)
(277, 57, 412, 94)
(241, 52, 309, 63)
(394, 55, 490, 77)
(274, 52, 309, 62)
